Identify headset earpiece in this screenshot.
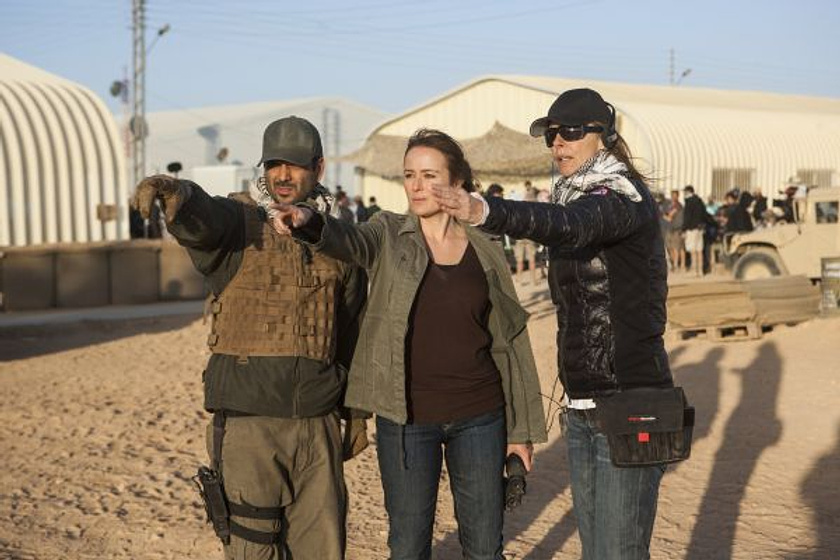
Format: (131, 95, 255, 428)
(602, 103, 618, 149)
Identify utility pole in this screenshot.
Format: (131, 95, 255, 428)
(121, 67, 130, 159)
(321, 107, 341, 188)
(131, 0, 146, 187)
(669, 47, 675, 86)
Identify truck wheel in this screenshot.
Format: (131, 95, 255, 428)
(733, 248, 784, 280)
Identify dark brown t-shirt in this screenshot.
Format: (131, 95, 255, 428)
(406, 242, 504, 424)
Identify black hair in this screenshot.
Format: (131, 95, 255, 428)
(486, 183, 504, 197)
(405, 128, 477, 192)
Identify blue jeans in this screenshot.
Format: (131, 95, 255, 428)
(376, 409, 506, 560)
(566, 409, 665, 560)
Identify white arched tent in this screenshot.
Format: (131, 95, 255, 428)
(351, 75, 840, 211)
(0, 53, 128, 247)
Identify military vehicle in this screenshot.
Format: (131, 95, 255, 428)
(725, 187, 840, 280)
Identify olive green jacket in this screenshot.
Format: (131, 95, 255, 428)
(296, 211, 547, 444)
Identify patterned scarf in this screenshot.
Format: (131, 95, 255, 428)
(551, 150, 642, 207)
(254, 176, 336, 217)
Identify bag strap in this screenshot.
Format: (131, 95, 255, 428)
(229, 519, 284, 545)
(228, 501, 284, 520)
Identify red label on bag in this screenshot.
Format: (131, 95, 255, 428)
(638, 432, 650, 443)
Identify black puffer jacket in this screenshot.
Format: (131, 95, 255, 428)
(483, 181, 672, 398)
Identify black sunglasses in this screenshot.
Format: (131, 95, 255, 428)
(543, 124, 604, 147)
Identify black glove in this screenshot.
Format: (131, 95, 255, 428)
(504, 453, 527, 512)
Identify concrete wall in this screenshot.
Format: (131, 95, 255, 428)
(0, 240, 205, 312)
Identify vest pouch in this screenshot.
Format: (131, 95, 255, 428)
(594, 387, 694, 468)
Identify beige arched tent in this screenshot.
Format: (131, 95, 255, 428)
(0, 53, 128, 247)
(346, 75, 840, 211)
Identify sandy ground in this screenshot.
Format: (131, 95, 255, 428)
(1, 281, 839, 560)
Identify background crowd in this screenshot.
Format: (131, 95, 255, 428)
(654, 183, 804, 276)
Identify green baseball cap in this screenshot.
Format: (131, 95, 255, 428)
(257, 116, 323, 168)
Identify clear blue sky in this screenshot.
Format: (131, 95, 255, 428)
(3, 0, 839, 117)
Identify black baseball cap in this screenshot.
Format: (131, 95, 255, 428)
(257, 116, 323, 167)
(529, 88, 613, 137)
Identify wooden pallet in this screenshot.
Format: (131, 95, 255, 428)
(667, 321, 763, 343)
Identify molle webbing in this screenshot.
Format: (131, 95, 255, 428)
(207, 204, 343, 362)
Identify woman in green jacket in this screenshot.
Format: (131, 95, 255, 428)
(272, 129, 546, 560)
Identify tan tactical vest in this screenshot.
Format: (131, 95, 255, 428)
(207, 204, 345, 363)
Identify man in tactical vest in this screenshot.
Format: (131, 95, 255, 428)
(133, 116, 367, 559)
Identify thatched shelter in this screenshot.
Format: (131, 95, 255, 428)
(337, 133, 406, 180)
(338, 122, 552, 184)
(460, 122, 550, 179)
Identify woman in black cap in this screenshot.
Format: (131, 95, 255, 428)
(432, 88, 674, 560)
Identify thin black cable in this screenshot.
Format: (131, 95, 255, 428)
(541, 373, 567, 435)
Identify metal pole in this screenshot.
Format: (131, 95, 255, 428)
(139, 0, 146, 188)
(132, 0, 146, 187)
(333, 110, 341, 189)
(321, 107, 341, 188)
(122, 66, 130, 159)
(669, 47, 675, 86)
(321, 107, 331, 185)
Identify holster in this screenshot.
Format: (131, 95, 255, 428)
(193, 465, 231, 544)
(191, 412, 287, 547)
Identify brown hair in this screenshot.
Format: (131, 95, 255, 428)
(598, 125, 653, 184)
(405, 129, 477, 192)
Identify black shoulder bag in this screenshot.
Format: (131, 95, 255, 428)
(594, 387, 695, 468)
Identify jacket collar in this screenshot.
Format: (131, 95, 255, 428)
(398, 213, 528, 340)
(400, 213, 498, 272)
(399, 213, 481, 242)
(398, 212, 420, 236)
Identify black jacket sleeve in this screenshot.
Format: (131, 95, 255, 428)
(482, 190, 651, 249)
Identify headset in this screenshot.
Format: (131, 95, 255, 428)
(602, 102, 619, 149)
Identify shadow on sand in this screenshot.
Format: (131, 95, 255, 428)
(792, 422, 840, 559)
(685, 341, 783, 560)
(0, 312, 201, 361)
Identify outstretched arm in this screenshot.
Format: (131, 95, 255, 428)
(483, 194, 649, 248)
(432, 183, 651, 249)
(133, 176, 245, 277)
(270, 202, 386, 270)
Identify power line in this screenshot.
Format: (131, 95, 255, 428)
(146, 0, 598, 34)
